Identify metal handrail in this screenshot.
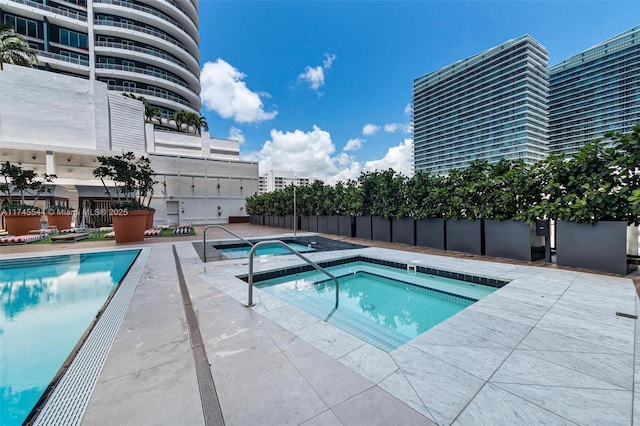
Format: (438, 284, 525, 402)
(246, 241, 339, 310)
(203, 225, 254, 262)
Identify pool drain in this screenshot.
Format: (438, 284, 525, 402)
(362, 303, 375, 311)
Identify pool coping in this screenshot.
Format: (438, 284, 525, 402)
(28, 247, 151, 426)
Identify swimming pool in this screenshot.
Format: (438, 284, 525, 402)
(0, 250, 140, 426)
(252, 258, 500, 351)
(219, 242, 316, 259)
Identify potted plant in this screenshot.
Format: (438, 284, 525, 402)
(93, 152, 157, 243)
(444, 162, 486, 256)
(536, 125, 640, 274)
(482, 159, 546, 262)
(45, 204, 75, 231)
(409, 171, 447, 250)
(0, 161, 54, 235)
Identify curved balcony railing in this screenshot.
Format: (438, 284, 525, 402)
(94, 41, 198, 78)
(93, 0, 195, 41)
(107, 85, 193, 109)
(94, 20, 193, 56)
(8, 0, 87, 20)
(95, 63, 194, 92)
(36, 50, 90, 67)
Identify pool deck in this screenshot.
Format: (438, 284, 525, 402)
(4, 224, 640, 425)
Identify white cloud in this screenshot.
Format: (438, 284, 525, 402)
(404, 103, 413, 116)
(362, 138, 414, 177)
(228, 127, 245, 144)
(362, 124, 380, 135)
(298, 53, 337, 92)
(200, 59, 277, 124)
(247, 125, 337, 177)
(383, 122, 411, 133)
(343, 137, 364, 152)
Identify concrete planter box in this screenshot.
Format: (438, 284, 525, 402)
(308, 215, 318, 233)
(338, 216, 355, 237)
(392, 217, 415, 245)
(416, 218, 445, 250)
(356, 216, 372, 240)
(556, 220, 629, 275)
(327, 216, 339, 235)
(484, 219, 545, 262)
(317, 215, 329, 234)
(446, 219, 485, 255)
(372, 216, 391, 242)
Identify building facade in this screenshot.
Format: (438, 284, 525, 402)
(1, 64, 258, 227)
(258, 171, 310, 194)
(549, 26, 640, 155)
(413, 35, 549, 175)
(0, 0, 201, 121)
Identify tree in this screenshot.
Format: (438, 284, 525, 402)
(122, 93, 161, 123)
(0, 24, 37, 70)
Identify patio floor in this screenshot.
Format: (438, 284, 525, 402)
(3, 224, 639, 425)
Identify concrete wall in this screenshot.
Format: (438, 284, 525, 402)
(149, 154, 259, 225)
(0, 64, 110, 149)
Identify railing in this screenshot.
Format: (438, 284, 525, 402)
(93, 0, 193, 38)
(8, 0, 87, 20)
(202, 225, 254, 262)
(94, 20, 190, 54)
(246, 241, 339, 310)
(106, 85, 193, 108)
(95, 63, 193, 91)
(36, 50, 89, 66)
(94, 41, 197, 78)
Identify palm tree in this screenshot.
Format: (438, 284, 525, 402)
(170, 109, 189, 132)
(193, 114, 208, 135)
(122, 93, 161, 123)
(0, 24, 37, 70)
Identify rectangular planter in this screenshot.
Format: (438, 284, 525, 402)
(308, 215, 318, 233)
(300, 216, 310, 231)
(371, 216, 391, 242)
(392, 217, 415, 246)
(338, 216, 355, 237)
(327, 216, 339, 235)
(446, 219, 485, 255)
(356, 216, 372, 240)
(317, 215, 329, 234)
(484, 219, 545, 262)
(416, 218, 445, 250)
(556, 220, 629, 275)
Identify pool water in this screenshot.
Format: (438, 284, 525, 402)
(0, 250, 140, 426)
(256, 261, 496, 351)
(220, 242, 316, 259)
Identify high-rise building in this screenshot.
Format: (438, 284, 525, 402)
(413, 35, 549, 175)
(549, 26, 640, 155)
(0, 0, 201, 121)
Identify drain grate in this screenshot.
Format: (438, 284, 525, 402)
(616, 312, 638, 319)
(33, 249, 150, 426)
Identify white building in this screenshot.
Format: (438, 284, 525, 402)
(258, 170, 311, 194)
(0, 64, 258, 227)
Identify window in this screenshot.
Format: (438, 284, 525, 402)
(4, 15, 38, 38)
(122, 60, 135, 71)
(59, 29, 88, 49)
(123, 81, 136, 89)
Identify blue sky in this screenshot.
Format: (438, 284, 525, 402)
(197, 1, 639, 182)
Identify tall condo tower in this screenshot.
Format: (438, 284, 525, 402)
(549, 26, 640, 155)
(0, 0, 201, 120)
(413, 35, 549, 175)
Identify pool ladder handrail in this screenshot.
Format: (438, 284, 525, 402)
(246, 240, 339, 310)
(203, 225, 254, 262)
